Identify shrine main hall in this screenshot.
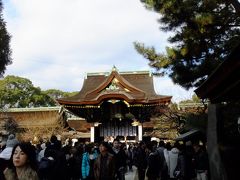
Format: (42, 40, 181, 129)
(57, 67, 172, 142)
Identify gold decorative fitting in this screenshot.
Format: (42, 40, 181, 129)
(131, 119, 140, 126)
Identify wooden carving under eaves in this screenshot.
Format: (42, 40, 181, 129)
(84, 70, 146, 102)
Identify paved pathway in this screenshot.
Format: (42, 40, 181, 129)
(125, 166, 137, 180)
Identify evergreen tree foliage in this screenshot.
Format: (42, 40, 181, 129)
(0, 75, 79, 108)
(0, 75, 56, 108)
(179, 94, 202, 103)
(43, 89, 78, 100)
(177, 95, 207, 133)
(43, 89, 67, 100)
(0, 1, 12, 77)
(182, 112, 208, 134)
(136, 0, 240, 89)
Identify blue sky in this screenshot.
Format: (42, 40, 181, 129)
(2, 0, 194, 102)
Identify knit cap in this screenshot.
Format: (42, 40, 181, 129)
(40, 143, 46, 150)
(6, 134, 19, 148)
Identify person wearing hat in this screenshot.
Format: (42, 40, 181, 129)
(0, 134, 19, 160)
(37, 143, 46, 162)
(94, 142, 115, 180)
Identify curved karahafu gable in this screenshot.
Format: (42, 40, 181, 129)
(57, 68, 172, 106)
(57, 68, 172, 143)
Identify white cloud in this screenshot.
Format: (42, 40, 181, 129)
(153, 77, 194, 102)
(2, 0, 193, 102)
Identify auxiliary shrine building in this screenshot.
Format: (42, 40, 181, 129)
(57, 68, 172, 142)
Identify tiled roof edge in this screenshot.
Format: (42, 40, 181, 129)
(2, 106, 61, 112)
(87, 70, 151, 76)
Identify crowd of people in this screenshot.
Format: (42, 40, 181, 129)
(0, 134, 209, 180)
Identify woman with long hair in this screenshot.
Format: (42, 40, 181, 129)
(4, 142, 39, 180)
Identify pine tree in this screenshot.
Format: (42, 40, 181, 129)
(0, 1, 12, 77)
(136, 0, 240, 89)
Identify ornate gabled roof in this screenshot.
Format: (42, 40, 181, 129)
(57, 68, 172, 105)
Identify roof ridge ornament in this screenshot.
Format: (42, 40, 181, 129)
(112, 65, 118, 72)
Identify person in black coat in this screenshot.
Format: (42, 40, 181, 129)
(146, 142, 160, 180)
(134, 141, 147, 180)
(193, 143, 209, 180)
(111, 139, 127, 180)
(127, 144, 134, 171)
(41, 135, 68, 180)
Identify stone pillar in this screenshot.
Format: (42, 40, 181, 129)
(90, 126, 94, 142)
(138, 124, 142, 141)
(208, 103, 227, 180)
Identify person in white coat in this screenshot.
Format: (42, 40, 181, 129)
(168, 142, 180, 179)
(37, 143, 46, 162)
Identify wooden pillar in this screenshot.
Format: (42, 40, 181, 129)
(138, 124, 142, 141)
(207, 103, 227, 180)
(90, 126, 94, 142)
